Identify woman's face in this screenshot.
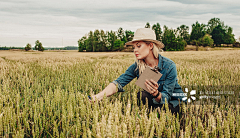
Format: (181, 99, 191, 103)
(133, 41, 152, 60)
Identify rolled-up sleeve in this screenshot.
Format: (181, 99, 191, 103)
(153, 63, 177, 104)
(111, 63, 137, 92)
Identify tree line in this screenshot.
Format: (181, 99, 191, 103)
(46, 46, 78, 50)
(1, 44, 78, 51)
(78, 18, 238, 52)
(0, 46, 24, 50)
(78, 29, 134, 52)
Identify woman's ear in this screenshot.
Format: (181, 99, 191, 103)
(149, 43, 154, 50)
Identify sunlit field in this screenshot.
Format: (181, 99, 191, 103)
(0, 50, 239, 137)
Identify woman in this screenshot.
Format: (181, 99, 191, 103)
(91, 28, 185, 114)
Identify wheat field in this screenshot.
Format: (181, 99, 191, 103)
(0, 50, 239, 137)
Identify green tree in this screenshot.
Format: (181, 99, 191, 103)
(86, 31, 94, 52)
(162, 26, 177, 51)
(93, 30, 101, 52)
(35, 40, 44, 51)
(125, 30, 134, 42)
(162, 25, 185, 51)
(224, 27, 235, 46)
(152, 23, 162, 41)
(107, 31, 117, 51)
(99, 30, 108, 52)
(117, 27, 125, 42)
(35, 40, 40, 50)
(190, 40, 200, 46)
(190, 21, 206, 42)
(145, 22, 150, 28)
(177, 39, 187, 51)
(78, 36, 87, 52)
(176, 25, 190, 44)
(25, 43, 31, 51)
(38, 44, 44, 52)
(200, 34, 214, 47)
(211, 25, 226, 46)
(113, 39, 124, 51)
(207, 17, 222, 34)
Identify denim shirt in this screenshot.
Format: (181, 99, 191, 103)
(112, 54, 186, 108)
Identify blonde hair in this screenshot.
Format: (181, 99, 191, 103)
(135, 41, 159, 75)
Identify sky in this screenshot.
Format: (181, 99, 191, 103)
(0, 0, 240, 47)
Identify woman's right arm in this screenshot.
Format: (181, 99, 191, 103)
(91, 83, 117, 101)
(91, 62, 137, 101)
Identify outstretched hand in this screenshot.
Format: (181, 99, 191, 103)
(88, 95, 97, 103)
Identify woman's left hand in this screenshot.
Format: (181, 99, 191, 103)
(145, 79, 159, 96)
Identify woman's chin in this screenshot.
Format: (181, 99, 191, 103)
(135, 56, 142, 60)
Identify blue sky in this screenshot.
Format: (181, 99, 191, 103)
(0, 0, 239, 47)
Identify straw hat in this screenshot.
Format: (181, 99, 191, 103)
(125, 28, 164, 49)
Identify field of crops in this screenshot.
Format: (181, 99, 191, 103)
(0, 50, 239, 137)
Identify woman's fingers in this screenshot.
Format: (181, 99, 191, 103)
(145, 81, 153, 93)
(145, 80, 158, 94)
(145, 84, 154, 94)
(149, 79, 159, 87)
(145, 79, 158, 89)
(145, 79, 154, 88)
(145, 82, 151, 91)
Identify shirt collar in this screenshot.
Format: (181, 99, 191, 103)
(158, 54, 163, 71)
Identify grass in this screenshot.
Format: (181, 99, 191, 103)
(0, 50, 239, 137)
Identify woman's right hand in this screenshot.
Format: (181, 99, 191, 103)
(88, 83, 117, 102)
(89, 95, 98, 102)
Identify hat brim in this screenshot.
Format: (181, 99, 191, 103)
(125, 39, 164, 49)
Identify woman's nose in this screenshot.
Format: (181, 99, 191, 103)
(134, 48, 137, 52)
